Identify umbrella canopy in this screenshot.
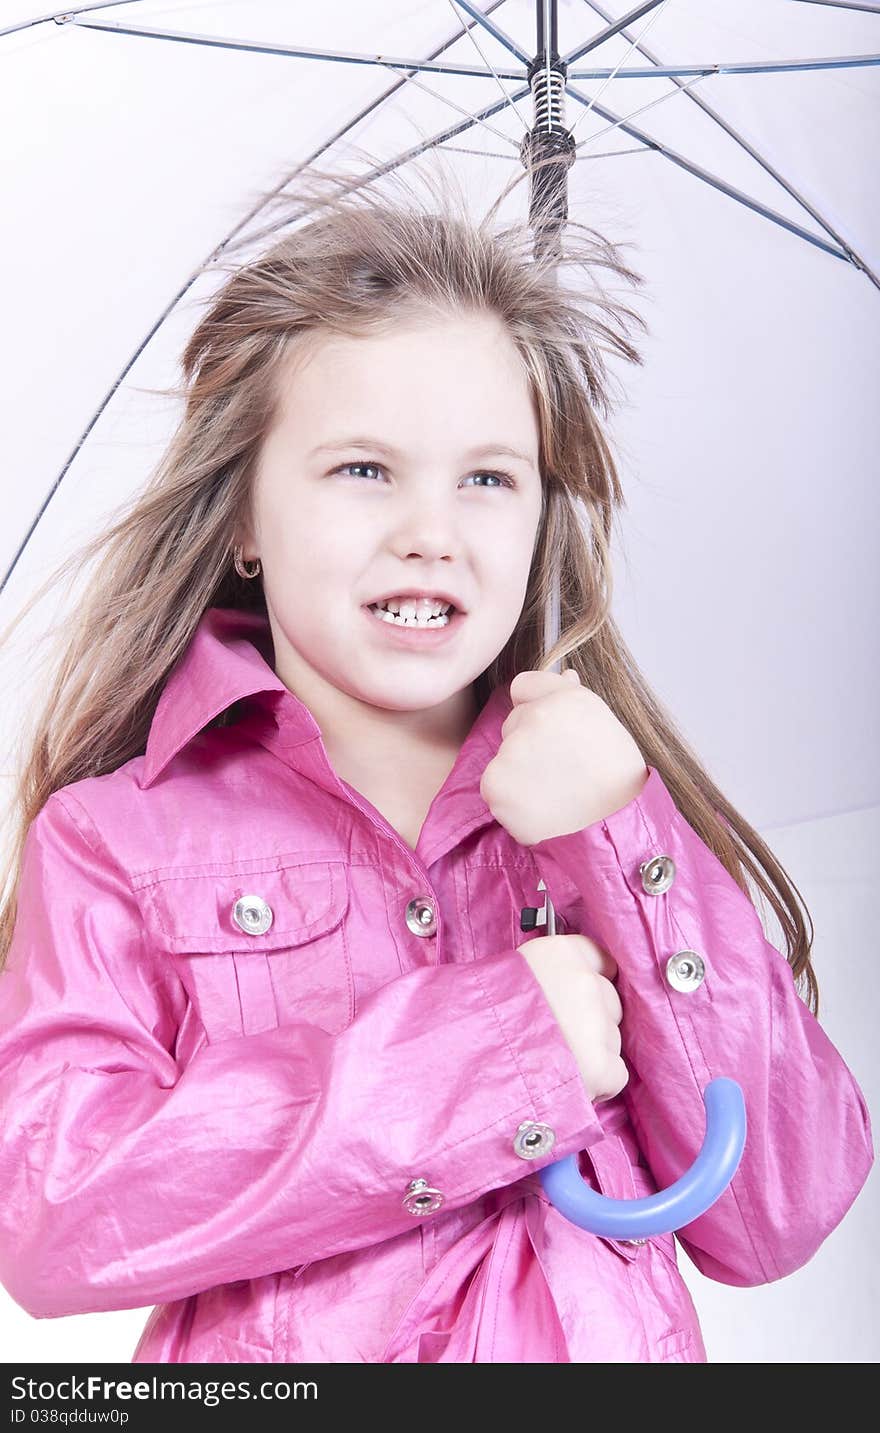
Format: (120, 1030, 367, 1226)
(0, 0, 877, 1363)
(2, 0, 877, 831)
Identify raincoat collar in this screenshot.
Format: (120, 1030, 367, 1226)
(141, 605, 514, 864)
(142, 606, 287, 787)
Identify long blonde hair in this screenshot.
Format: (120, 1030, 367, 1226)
(0, 156, 818, 1012)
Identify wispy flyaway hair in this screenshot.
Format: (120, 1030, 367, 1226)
(0, 149, 817, 1011)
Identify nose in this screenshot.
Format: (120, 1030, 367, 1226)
(389, 481, 461, 563)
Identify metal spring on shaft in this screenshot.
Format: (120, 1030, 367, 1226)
(529, 63, 566, 133)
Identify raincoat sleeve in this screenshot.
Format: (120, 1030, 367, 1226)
(0, 790, 606, 1318)
(527, 764, 875, 1286)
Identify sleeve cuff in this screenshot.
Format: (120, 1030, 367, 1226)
(469, 945, 607, 1154)
(524, 765, 679, 905)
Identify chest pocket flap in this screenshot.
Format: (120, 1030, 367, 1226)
(137, 858, 353, 1042)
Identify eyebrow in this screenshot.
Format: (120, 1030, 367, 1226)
(309, 437, 537, 467)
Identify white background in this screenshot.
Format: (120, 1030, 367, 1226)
(1, 0, 877, 1362)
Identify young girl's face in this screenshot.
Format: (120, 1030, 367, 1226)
(241, 309, 544, 721)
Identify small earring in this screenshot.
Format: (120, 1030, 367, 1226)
(233, 544, 261, 579)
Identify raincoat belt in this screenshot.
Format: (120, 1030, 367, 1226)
(381, 1106, 641, 1362)
(380, 1173, 566, 1363)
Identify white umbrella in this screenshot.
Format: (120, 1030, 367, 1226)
(1, 0, 877, 1363)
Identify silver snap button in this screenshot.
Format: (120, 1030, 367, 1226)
(402, 1178, 444, 1216)
(232, 895, 274, 936)
(665, 950, 706, 992)
(640, 854, 675, 894)
(405, 896, 437, 938)
(513, 1120, 557, 1160)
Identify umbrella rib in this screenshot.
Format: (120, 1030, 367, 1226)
(20, 5, 879, 78)
(233, 82, 534, 258)
(449, 0, 532, 65)
(570, 0, 878, 286)
(0, 0, 145, 43)
(790, 1, 880, 13)
(367, 54, 524, 154)
(437, 144, 523, 158)
(0, 0, 518, 600)
(67, 15, 529, 80)
(563, 0, 669, 63)
(565, 77, 871, 273)
(569, 56, 880, 78)
(573, 71, 714, 151)
(25, 9, 873, 78)
(444, 0, 530, 132)
(567, 0, 672, 141)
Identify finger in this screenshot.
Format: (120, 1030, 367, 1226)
(576, 936, 618, 983)
(602, 1023, 622, 1057)
(508, 668, 579, 707)
(596, 1056, 629, 1103)
(602, 980, 623, 1026)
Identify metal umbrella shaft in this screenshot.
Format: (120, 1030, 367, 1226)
(521, 0, 746, 1240)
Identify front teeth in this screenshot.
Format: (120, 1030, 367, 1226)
(369, 597, 452, 627)
(380, 597, 451, 617)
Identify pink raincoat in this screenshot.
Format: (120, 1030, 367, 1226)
(0, 605, 872, 1362)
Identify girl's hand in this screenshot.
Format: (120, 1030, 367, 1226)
(479, 669, 650, 846)
(517, 933, 628, 1103)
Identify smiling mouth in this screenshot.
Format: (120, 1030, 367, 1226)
(366, 600, 456, 628)
(362, 602, 467, 642)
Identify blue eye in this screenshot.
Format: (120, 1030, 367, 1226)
(332, 461, 515, 489)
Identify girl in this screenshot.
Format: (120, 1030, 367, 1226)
(0, 164, 872, 1364)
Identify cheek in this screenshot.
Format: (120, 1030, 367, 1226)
(266, 499, 364, 586)
(487, 526, 539, 597)
(310, 500, 376, 568)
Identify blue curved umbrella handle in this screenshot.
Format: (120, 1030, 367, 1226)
(539, 1077, 747, 1238)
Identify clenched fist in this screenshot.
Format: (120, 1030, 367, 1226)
(480, 669, 649, 847)
(517, 933, 628, 1104)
